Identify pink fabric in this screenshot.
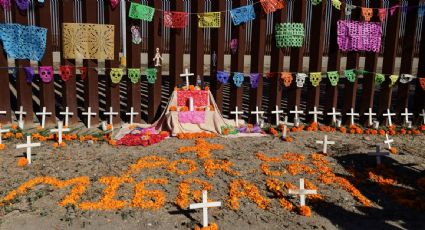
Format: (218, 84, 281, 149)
(178, 111, 206, 124)
(337, 20, 382, 52)
(177, 91, 209, 107)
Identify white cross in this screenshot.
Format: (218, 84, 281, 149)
(290, 106, 304, 126)
(16, 136, 41, 165)
(82, 107, 97, 129)
(189, 190, 221, 228)
(180, 68, 194, 89)
(346, 108, 359, 125)
(59, 107, 74, 127)
(126, 107, 139, 125)
(231, 106, 244, 127)
(308, 106, 323, 123)
(282, 116, 294, 138)
(288, 178, 317, 207)
(384, 134, 394, 149)
(368, 145, 389, 165)
(104, 107, 118, 126)
(383, 109, 396, 127)
(15, 106, 27, 129)
(50, 121, 70, 144)
(316, 135, 335, 154)
(420, 109, 425, 125)
(327, 107, 341, 124)
(271, 105, 284, 126)
(251, 106, 265, 125)
(0, 126, 10, 145)
(400, 107, 413, 126)
(364, 108, 376, 126)
(35, 107, 52, 129)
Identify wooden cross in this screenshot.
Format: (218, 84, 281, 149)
(251, 106, 265, 125)
(368, 145, 389, 165)
(316, 135, 335, 154)
(420, 109, 425, 125)
(290, 105, 304, 126)
(364, 108, 376, 126)
(126, 107, 139, 125)
(16, 136, 41, 165)
(36, 107, 52, 129)
(327, 107, 341, 124)
(59, 107, 74, 127)
(282, 116, 294, 138)
(231, 106, 244, 127)
(346, 108, 359, 125)
(104, 107, 118, 126)
(384, 134, 394, 149)
(15, 106, 27, 129)
(308, 106, 322, 123)
(271, 105, 284, 126)
(0, 126, 10, 145)
(189, 190, 221, 228)
(400, 107, 413, 126)
(82, 107, 97, 129)
(180, 68, 194, 89)
(383, 109, 396, 127)
(50, 121, 70, 144)
(288, 178, 317, 206)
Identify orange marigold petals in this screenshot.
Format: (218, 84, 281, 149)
(0, 144, 5, 150)
(266, 178, 294, 211)
(255, 152, 282, 163)
(203, 159, 239, 178)
(176, 132, 218, 140)
(123, 156, 168, 177)
(298, 206, 312, 217)
(194, 223, 218, 230)
(177, 139, 224, 159)
(228, 179, 269, 210)
(287, 163, 315, 176)
(175, 178, 213, 209)
(17, 157, 28, 167)
(282, 152, 305, 162)
(132, 178, 168, 210)
(167, 159, 198, 175)
(389, 147, 397, 155)
(260, 163, 284, 177)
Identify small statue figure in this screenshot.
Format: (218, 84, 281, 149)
(153, 48, 163, 67)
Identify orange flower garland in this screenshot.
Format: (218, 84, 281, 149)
(132, 178, 168, 210)
(229, 179, 269, 210)
(176, 178, 213, 208)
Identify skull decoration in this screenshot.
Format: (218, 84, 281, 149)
(110, 0, 119, 8)
(59, 65, 73, 82)
(362, 8, 373, 22)
(145, 68, 158, 84)
(233, 72, 244, 87)
(110, 68, 123, 84)
(127, 68, 141, 84)
(217, 71, 230, 84)
(327, 71, 339, 86)
(15, 0, 29, 10)
(295, 73, 307, 88)
(344, 69, 356, 83)
(230, 39, 238, 54)
(345, 4, 356, 16)
(39, 66, 53, 83)
(131, 25, 142, 44)
(250, 73, 260, 88)
(399, 74, 414, 84)
(420, 78, 425, 90)
(378, 8, 387, 22)
(389, 75, 399, 87)
(280, 72, 293, 87)
(309, 72, 322, 87)
(78, 67, 87, 80)
(374, 73, 385, 86)
(24, 67, 35, 83)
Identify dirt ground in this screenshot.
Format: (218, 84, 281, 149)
(0, 131, 424, 230)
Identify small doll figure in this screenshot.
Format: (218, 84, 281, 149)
(153, 48, 163, 67)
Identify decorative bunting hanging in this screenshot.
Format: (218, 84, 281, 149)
(344, 69, 356, 83)
(110, 0, 119, 9)
(337, 20, 382, 52)
(420, 78, 425, 90)
(78, 67, 87, 80)
(59, 65, 73, 82)
(131, 25, 142, 44)
(230, 39, 238, 54)
(259, 0, 284, 14)
(217, 71, 230, 84)
(327, 71, 339, 86)
(198, 12, 221, 28)
(23, 66, 34, 83)
(374, 73, 385, 86)
(390, 5, 399, 16)
(280, 72, 293, 87)
(311, 0, 322, 6)
(399, 74, 414, 84)
(127, 68, 141, 84)
(233, 72, 244, 87)
(389, 75, 399, 87)
(378, 9, 387, 22)
(145, 68, 157, 84)
(0, 0, 11, 9)
(39, 66, 53, 83)
(230, 5, 256, 26)
(110, 68, 123, 84)
(345, 4, 356, 16)
(163, 11, 189, 28)
(362, 8, 373, 22)
(129, 2, 155, 22)
(275, 23, 305, 48)
(15, 0, 29, 11)
(310, 72, 322, 87)
(295, 73, 307, 88)
(250, 73, 260, 88)
(332, 0, 341, 10)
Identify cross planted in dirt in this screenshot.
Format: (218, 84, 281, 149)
(368, 145, 390, 165)
(189, 190, 221, 228)
(289, 178, 317, 207)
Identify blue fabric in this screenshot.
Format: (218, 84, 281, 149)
(233, 72, 244, 87)
(0, 23, 47, 61)
(230, 5, 256, 26)
(217, 71, 230, 84)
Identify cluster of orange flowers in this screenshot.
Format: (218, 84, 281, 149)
(132, 178, 168, 210)
(17, 157, 28, 167)
(31, 133, 53, 142)
(177, 139, 224, 159)
(266, 178, 295, 210)
(298, 206, 312, 217)
(290, 125, 304, 133)
(287, 164, 315, 176)
(123, 156, 168, 177)
(269, 127, 279, 137)
(194, 223, 218, 230)
(0, 143, 5, 150)
(53, 142, 67, 148)
(260, 163, 284, 177)
(203, 159, 239, 178)
(228, 179, 269, 210)
(256, 152, 281, 162)
(282, 153, 305, 162)
(175, 178, 213, 209)
(282, 136, 293, 142)
(306, 122, 319, 132)
(167, 159, 198, 175)
(176, 132, 218, 140)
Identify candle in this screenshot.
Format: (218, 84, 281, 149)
(189, 97, 194, 112)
